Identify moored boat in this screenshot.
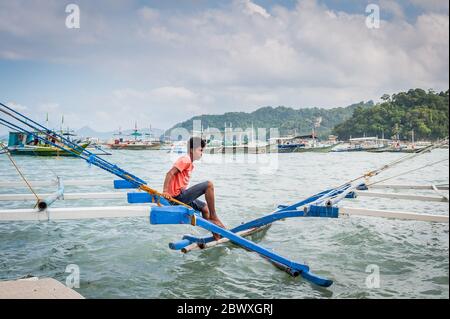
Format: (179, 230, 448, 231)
(331, 137, 387, 152)
(106, 123, 161, 150)
(107, 140, 160, 150)
(7, 132, 89, 156)
(272, 134, 336, 153)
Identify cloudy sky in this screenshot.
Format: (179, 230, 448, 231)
(0, 0, 448, 132)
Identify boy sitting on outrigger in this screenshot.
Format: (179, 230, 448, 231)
(162, 137, 226, 241)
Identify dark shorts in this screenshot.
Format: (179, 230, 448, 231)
(174, 181, 208, 211)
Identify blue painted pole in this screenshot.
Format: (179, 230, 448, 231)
(171, 185, 350, 250)
(193, 215, 333, 287)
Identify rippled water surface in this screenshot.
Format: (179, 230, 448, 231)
(0, 149, 448, 298)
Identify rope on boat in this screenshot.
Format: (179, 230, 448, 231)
(139, 184, 192, 208)
(0, 142, 41, 207)
(366, 157, 449, 187)
(341, 138, 449, 187)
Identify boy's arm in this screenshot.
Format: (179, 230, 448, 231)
(162, 166, 180, 198)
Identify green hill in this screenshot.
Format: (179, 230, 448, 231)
(332, 89, 449, 140)
(169, 101, 373, 138)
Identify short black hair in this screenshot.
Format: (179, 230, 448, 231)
(188, 137, 206, 150)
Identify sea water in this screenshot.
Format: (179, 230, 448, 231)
(0, 149, 448, 298)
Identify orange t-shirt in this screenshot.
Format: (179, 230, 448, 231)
(168, 155, 194, 197)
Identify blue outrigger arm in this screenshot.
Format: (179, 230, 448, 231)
(159, 183, 363, 287)
(151, 205, 333, 287)
(170, 184, 354, 249)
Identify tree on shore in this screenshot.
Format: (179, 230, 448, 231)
(332, 89, 449, 140)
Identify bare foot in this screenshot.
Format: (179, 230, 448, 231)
(212, 233, 221, 241)
(211, 219, 226, 229)
(210, 219, 226, 241)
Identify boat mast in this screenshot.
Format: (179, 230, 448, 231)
(134, 121, 138, 141)
(251, 122, 254, 145)
(148, 123, 152, 142)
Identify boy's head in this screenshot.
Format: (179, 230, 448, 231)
(188, 137, 206, 161)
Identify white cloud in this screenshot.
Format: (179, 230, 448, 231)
(6, 101, 28, 112)
(98, 86, 205, 131)
(150, 87, 197, 100)
(409, 0, 449, 13)
(380, 0, 405, 19)
(0, 50, 25, 60)
(138, 6, 160, 21)
(243, 92, 279, 105)
(113, 86, 197, 101)
(0, 0, 448, 130)
(242, 0, 271, 18)
(113, 88, 147, 100)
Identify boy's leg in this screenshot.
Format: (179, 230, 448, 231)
(204, 181, 216, 219)
(174, 181, 209, 205)
(175, 181, 218, 216)
(182, 199, 222, 241)
(200, 204, 210, 219)
(174, 181, 225, 240)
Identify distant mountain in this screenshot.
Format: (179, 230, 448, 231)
(168, 102, 374, 138)
(76, 126, 107, 138)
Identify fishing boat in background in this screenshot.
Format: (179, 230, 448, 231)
(331, 137, 387, 152)
(202, 139, 223, 154)
(167, 140, 187, 154)
(271, 135, 305, 153)
(5, 114, 91, 156)
(270, 118, 337, 153)
(201, 125, 269, 154)
(204, 140, 269, 154)
(6, 131, 90, 156)
(106, 123, 161, 150)
(368, 141, 422, 153)
(368, 131, 432, 153)
(271, 134, 336, 153)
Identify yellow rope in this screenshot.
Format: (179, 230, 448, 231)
(0, 143, 40, 207)
(139, 184, 192, 208)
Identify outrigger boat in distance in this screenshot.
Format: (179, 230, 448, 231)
(107, 140, 160, 150)
(167, 140, 187, 154)
(331, 137, 387, 152)
(6, 131, 90, 156)
(106, 123, 161, 150)
(272, 134, 337, 153)
(367, 140, 431, 153)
